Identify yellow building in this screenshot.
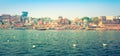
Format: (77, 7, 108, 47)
(106, 16, 115, 20)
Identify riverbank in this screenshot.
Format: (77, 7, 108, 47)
(1, 28, 120, 31)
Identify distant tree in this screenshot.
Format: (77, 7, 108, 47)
(37, 18, 40, 21)
(43, 17, 51, 23)
(81, 17, 92, 22)
(0, 20, 4, 25)
(57, 16, 63, 24)
(68, 20, 71, 25)
(80, 17, 92, 28)
(91, 17, 99, 24)
(64, 18, 71, 25)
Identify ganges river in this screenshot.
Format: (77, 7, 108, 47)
(0, 30, 120, 56)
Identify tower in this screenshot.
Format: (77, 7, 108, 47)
(21, 11, 28, 23)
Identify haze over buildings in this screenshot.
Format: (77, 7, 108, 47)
(0, 0, 120, 19)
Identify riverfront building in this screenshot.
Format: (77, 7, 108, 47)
(99, 16, 120, 24)
(98, 16, 120, 30)
(21, 11, 28, 23)
(0, 16, 1, 19)
(1, 14, 11, 24)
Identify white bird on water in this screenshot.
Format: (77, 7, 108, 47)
(73, 44, 77, 47)
(32, 45, 36, 48)
(103, 43, 107, 47)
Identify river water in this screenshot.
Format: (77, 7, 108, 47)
(0, 30, 120, 56)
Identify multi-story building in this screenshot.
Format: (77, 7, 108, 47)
(10, 15, 21, 25)
(1, 14, 11, 28)
(21, 11, 28, 23)
(99, 16, 120, 24)
(0, 16, 2, 24)
(98, 16, 120, 28)
(98, 16, 106, 24)
(38, 19, 43, 25)
(1, 14, 11, 24)
(0, 16, 1, 19)
(105, 16, 113, 24)
(14, 15, 21, 22)
(106, 16, 115, 20)
(27, 17, 35, 25)
(113, 16, 120, 24)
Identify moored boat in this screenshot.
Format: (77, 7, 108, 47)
(37, 27, 47, 30)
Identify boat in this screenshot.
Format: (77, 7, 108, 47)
(55, 27, 64, 30)
(36, 27, 47, 30)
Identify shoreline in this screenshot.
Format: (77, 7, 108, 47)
(1, 28, 120, 31)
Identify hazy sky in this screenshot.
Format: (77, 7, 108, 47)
(0, 0, 120, 19)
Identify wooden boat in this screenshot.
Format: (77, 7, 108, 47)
(36, 27, 47, 30)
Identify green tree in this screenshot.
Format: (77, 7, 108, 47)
(43, 17, 52, 23)
(91, 17, 99, 24)
(81, 17, 92, 22)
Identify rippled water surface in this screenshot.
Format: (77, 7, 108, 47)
(0, 30, 120, 56)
